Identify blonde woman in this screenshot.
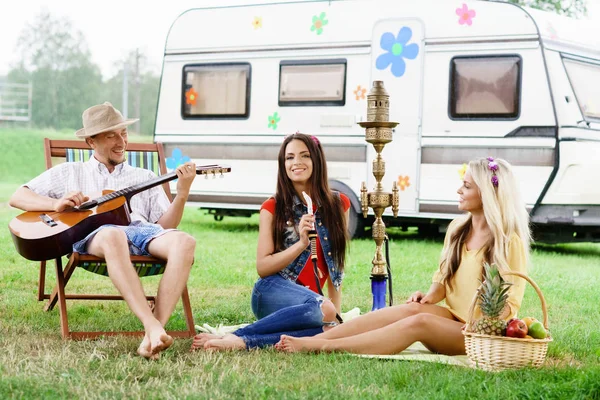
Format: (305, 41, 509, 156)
(277, 157, 530, 355)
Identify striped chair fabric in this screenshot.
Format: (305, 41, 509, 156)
(65, 149, 161, 175)
(80, 261, 166, 276)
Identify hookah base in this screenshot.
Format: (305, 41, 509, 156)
(370, 275, 388, 311)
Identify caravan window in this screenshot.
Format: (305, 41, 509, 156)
(449, 56, 521, 119)
(182, 63, 251, 119)
(279, 59, 346, 106)
(563, 58, 600, 121)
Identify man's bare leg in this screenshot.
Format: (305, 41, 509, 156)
(146, 231, 195, 352)
(309, 302, 454, 340)
(87, 228, 171, 359)
(279, 313, 465, 355)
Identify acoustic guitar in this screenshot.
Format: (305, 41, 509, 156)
(9, 164, 231, 261)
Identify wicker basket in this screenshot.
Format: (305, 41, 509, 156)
(463, 271, 552, 371)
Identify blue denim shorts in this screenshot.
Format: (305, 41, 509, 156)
(72, 220, 175, 256)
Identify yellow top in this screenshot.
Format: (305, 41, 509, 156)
(432, 230, 527, 323)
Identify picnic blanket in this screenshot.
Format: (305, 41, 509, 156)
(354, 342, 471, 368)
(195, 307, 471, 368)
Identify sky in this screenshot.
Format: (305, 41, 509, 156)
(1, 0, 600, 79)
(0, 0, 208, 78)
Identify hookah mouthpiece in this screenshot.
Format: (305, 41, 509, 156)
(302, 191, 317, 261)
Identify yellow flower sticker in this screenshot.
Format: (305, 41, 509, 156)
(458, 163, 467, 181)
(252, 16, 262, 29)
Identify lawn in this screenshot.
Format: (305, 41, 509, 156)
(0, 128, 599, 399)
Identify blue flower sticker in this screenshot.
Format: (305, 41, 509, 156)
(166, 148, 191, 170)
(376, 27, 420, 78)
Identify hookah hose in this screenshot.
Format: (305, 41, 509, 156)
(309, 229, 344, 324)
(384, 234, 393, 307)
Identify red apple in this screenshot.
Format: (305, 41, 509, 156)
(505, 318, 528, 338)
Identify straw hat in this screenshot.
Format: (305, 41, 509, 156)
(75, 102, 139, 138)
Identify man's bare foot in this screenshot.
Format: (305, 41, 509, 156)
(150, 332, 174, 356)
(204, 334, 246, 351)
(278, 335, 326, 353)
(191, 333, 223, 351)
(137, 335, 159, 360)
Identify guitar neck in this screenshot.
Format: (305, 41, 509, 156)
(89, 164, 226, 207)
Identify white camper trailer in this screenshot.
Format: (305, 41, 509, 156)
(155, 0, 600, 242)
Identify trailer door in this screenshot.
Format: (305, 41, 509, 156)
(369, 19, 424, 214)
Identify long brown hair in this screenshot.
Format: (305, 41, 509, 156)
(273, 133, 348, 271)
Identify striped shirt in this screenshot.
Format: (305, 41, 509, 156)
(25, 155, 170, 224)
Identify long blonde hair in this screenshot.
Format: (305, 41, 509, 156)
(439, 158, 531, 288)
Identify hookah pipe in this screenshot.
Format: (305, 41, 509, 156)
(384, 235, 393, 307)
(302, 191, 344, 324)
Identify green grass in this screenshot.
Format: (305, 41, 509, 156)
(1, 128, 600, 399)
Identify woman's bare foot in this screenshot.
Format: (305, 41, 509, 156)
(273, 339, 285, 351)
(278, 335, 327, 353)
(204, 334, 246, 351)
(191, 333, 223, 351)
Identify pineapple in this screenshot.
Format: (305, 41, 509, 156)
(472, 262, 512, 336)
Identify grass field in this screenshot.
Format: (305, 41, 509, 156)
(0, 128, 599, 399)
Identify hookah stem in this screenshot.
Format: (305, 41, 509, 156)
(308, 229, 343, 324)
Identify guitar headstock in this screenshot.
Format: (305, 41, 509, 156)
(195, 164, 232, 178)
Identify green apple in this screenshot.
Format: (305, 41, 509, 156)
(528, 321, 547, 339)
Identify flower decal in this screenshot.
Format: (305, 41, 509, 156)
(458, 163, 467, 181)
(456, 3, 476, 26)
(546, 22, 558, 39)
(166, 148, 191, 171)
(268, 112, 280, 130)
(252, 16, 262, 29)
(397, 175, 411, 191)
(353, 85, 367, 101)
(375, 27, 420, 78)
(185, 88, 198, 106)
(311, 12, 328, 35)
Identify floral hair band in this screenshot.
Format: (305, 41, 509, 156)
(487, 157, 499, 187)
(285, 131, 320, 146)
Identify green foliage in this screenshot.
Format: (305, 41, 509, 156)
(102, 65, 160, 136)
(11, 12, 105, 130)
(6, 11, 158, 135)
(495, 0, 587, 18)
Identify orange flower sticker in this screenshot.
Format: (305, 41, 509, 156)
(397, 175, 410, 191)
(353, 85, 367, 101)
(252, 16, 262, 29)
(185, 88, 198, 106)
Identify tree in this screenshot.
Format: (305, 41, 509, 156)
(102, 49, 160, 136)
(493, 0, 587, 18)
(11, 11, 104, 130)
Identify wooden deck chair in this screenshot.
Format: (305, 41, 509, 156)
(38, 138, 195, 340)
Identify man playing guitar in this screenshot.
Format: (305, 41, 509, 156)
(9, 102, 197, 360)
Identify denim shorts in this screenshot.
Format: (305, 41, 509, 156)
(72, 220, 175, 256)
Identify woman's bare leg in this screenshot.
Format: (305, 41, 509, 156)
(313, 302, 453, 340)
(280, 313, 465, 355)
